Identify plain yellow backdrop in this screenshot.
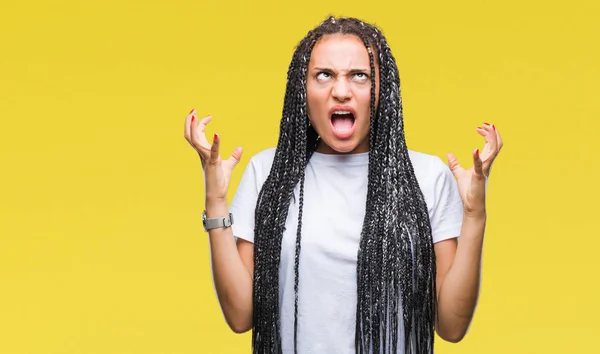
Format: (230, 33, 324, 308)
(1, 0, 599, 353)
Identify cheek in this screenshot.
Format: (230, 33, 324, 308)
(357, 87, 374, 114)
(306, 88, 327, 119)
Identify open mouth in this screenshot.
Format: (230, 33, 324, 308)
(331, 110, 355, 133)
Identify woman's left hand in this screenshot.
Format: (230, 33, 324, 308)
(447, 123, 503, 217)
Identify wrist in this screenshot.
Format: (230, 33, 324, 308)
(205, 194, 227, 205)
(205, 198, 229, 217)
(463, 208, 487, 221)
(460, 210, 487, 242)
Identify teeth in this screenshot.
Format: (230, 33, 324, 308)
(333, 110, 353, 115)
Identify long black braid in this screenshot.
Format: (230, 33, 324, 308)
(252, 16, 437, 354)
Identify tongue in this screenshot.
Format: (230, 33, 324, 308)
(332, 114, 354, 132)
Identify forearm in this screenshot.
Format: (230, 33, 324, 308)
(436, 212, 486, 342)
(206, 199, 253, 333)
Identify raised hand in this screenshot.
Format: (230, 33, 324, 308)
(447, 123, 503, 216)
(183, 109, 243, 204)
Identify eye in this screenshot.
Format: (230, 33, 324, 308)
(354, 72, 369, 81)
(316, 72, 331, 80)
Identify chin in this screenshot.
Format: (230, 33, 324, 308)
(318, 138, 365, 154)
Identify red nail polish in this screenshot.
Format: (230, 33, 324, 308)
(191, 115, 195, 122)
(492, 124, 496, 130)
(214, 133, 219, 140)
(475, 148, 479, 155)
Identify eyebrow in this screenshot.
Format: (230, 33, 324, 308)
(312, 67, 370, 73)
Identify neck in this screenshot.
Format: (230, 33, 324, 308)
(315, 140, 369, 155)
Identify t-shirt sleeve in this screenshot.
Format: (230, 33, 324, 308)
(428, 157, 464, 243)
(229, 156, 263, 244)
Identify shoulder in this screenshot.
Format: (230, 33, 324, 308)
(407, 149, 457, 203)
(230, 148, 277, 213)
(236, 147, 277, 189)
(407, 150, 463, 242)
(250, 147, 276, 162)
(407, 149, 450, 182)
(246, 147, 276, 173)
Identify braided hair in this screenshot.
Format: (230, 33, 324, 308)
(252, 16, 436, 353)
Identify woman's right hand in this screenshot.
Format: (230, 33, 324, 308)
(184, 109, 243, 204)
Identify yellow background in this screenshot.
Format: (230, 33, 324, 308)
(1, 0, 598, 353)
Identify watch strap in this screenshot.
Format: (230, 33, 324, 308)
(203, 211, 234, 231)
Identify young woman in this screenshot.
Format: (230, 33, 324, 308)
(184, 16, 503, 354)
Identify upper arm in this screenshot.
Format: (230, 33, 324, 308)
(236, 238, 254, 280)
(426, 156, 462, 296)
(230, 150, 274, 244)
(428, 157, 463, 244)
(434, 238, 457, 299)
(230, 152, 270, 279)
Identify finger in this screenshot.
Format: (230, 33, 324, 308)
(184, 108, 196, 143)
(209, 133, 220, 164)
(494, 124, 503, 152)
(190, 115, 213, 159)
(192, 115, 213, 150)
(481, 123, 499, 157)
(472, 148, 484, 177)
(226, 146, 244, 168)
(223, 146, 244, 171)
(196, 115, 214, 149)
(447, 153, 464, 180)
(475, 126, 488, 137)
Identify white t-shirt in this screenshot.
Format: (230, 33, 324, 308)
(229, 148, 463, 353)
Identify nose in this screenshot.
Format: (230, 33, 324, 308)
(331, 78, 352, 102)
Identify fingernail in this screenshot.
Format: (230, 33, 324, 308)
(214, 133, 219, 141)
(475, 148, 479, 155)
(191, 115, 196, 122)
(483, 122, 490, 125)
(492, 124, 496, 130)
(189, 109, 195, 114)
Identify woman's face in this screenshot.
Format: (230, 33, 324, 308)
(306, 33, 380, 154)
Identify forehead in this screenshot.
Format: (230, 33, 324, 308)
(309, 33, 371, 68)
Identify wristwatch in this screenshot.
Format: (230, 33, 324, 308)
(202, 211, 234, 232)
